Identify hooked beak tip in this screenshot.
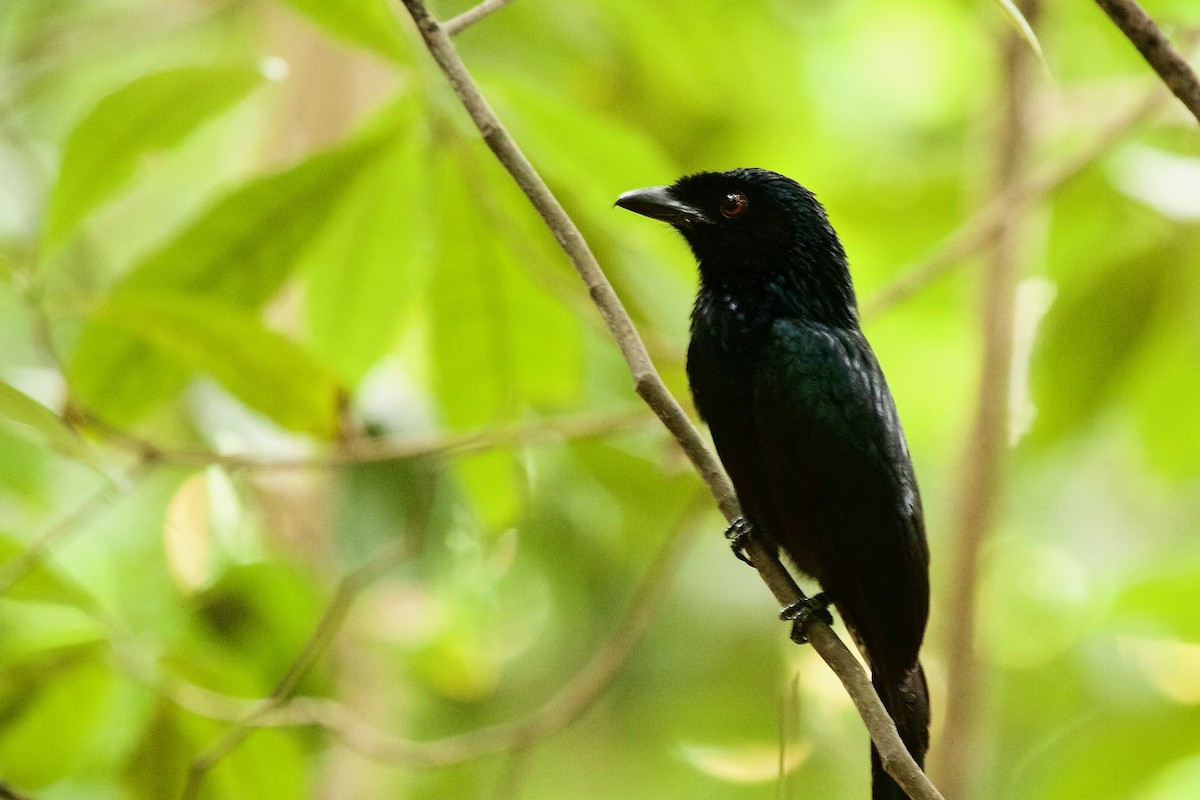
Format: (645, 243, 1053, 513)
(615, 186, 712, 227)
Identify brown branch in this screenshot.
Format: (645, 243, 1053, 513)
(97, 407, 652, 472)
(933, 2, 1040, 795)
(863, 82, 1165, 320)
(395, 3, 943, 798)
(1094, 0, 1200, 125)
(443, 0, 516, 36)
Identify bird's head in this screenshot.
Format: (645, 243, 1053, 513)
(616, 168, 857, 322)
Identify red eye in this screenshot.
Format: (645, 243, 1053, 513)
(720, 191, 748, 218)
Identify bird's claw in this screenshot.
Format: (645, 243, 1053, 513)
(724, 516, 755, 566)
(780, 593, 833, 644)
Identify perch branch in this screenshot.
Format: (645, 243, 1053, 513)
(395, 2, 944, 798)
(1093, 0, 1200, 124)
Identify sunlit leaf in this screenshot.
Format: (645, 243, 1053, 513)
(1119, 636, 1200, 704)
(163, 473, 213, 593)
(978, 540, 1092, 668)
(0, 428, 47, 499)
(1114, 567, 1200, 643)
(0, 654, 114, 786)
(1126, 307, 1200, 477)
(680, 741, 811, 783)
(120, 134, 395, 302)
(182, 562, 329, 693)
(427, 152, 583, 428)
(483, 74, 694, 338)
(1136, 754, 1200, 800)
(992, 0, 1045, 63)
(0, 534, 95, 609)
(87, 292, 342, 437)
(303, 119, 430, 384)
(206, 725, 308, 799)
(124, 703, 197, 800)
(455, 450, 521, 531)
(68, 127, 397, 426)
(278, 0, 406, 62)
(1027, 711, 1200, 800)
(43, 65, 264, 249)
(0, 380, 90, 460)
(1030, 245, 1168, 445)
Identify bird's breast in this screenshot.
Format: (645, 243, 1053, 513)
(690, 290, 773, 360)
(687, 290, 775, 432)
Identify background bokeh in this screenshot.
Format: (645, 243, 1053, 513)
(1, 0, 1199, 798)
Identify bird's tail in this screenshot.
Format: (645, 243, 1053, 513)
(870, 662, 930, 800)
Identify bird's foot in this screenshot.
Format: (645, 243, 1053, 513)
(780, 593, 833, 644)
(724, 516, 755, 566)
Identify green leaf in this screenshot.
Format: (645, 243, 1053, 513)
(303, 124, 429, 384)
(0, 534, 96, 609)
(206, 726, 308, 799)
(43, 65, 264, 249)
(1030, 246, 1167, 446)
(121, 134, 395, 303)
(1113, 567, 1200, 642)
(278, 0, 406, 62)
(0, 380, 90, 460)
(991, 0, 1045, 64)
(67, 125, 397, 426)
(0, 428, 48, 499)
(423, 152, 586, 529)
(0, 654, 114, 787)
(427, 153, 583, 430)
(87, 292, 342, 437)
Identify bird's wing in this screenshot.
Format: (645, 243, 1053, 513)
(751, 318, 929, 673)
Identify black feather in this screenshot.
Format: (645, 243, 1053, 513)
(619, 168, 932, 799)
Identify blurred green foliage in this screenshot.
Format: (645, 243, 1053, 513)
(1, 0, 1199, 798)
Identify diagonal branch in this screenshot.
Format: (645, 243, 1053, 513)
(443, 0, 517, 37)
(1093, 0, 1200, 124)
(394, 2, 944, 798)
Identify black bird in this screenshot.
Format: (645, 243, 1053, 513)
(617, 168, 930, 800)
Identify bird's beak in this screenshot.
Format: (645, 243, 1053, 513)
(615, 186, 712, 227)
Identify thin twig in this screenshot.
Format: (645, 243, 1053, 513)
(443, 0, 516, 37)
(1094, 0, 1200, 124)
(0, 459, 152, 595)
(863, 82, 1165, 319)
(141, 490, 704, 767)
(179, 485, 434, 799)
(395, 3, 944, 798)
(933, 2, 1040, 795)
(97, 407, 652, 472)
